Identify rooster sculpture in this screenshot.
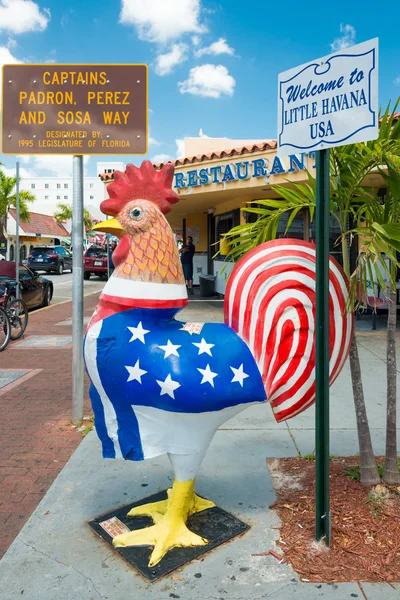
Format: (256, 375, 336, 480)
(85, 160, 353, 567)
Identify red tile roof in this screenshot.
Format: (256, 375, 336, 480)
(98, 140, 277, 181)
(379, 112, 400, 124)
(8, 209, 69, 237)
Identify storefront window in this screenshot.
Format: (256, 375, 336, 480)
(216, 210, 240, 257)
(10, 244, 14, 261)
(20, 245, 27, 262)
(310, 214, 343, 266)
(277, 210, 304, 240)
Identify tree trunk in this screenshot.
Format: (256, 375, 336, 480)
(383, 288, 400, 484)
(349, 335, 380, 486)
(342, 236, 380, 485)
(0, 213, 6, 240)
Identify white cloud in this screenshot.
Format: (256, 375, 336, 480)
(192, 35, 201, 46)
(21, 155, 90, 178)
(119, 0, 206, 43)
(2, 165, 35, 179)
(0, 46, 22, 95)
(148, 125, 161, 146)
(155, 43, 188, 76)
(394, 76, 400, 85)
(178, 64, 235, 98)
(195, 37, 234, 58)
(330, 24, 356, 51)
(0, 1, 50, 34)
(152, 153, 173, 164)
(176, 139, 185, 157)
(7, 37, 17, 49)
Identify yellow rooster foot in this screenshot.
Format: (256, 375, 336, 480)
(112, 520, 208, 566)
(114, 478, 215, 566)
(127, 489, 215, 523)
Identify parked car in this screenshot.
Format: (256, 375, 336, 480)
(0, 262, 53, 309)
(84, 245, 109, 280)
(27, 245, 72, 275)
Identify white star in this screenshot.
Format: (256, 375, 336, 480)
(127, 321, 150, 344)
(159, 340, 181, 358)
(192, 338, 215, 356)
(125, 360, 147, 384)
(230, 364, 249, 387)
(197, 364, 218, 387)
(156, 374, 181, 399)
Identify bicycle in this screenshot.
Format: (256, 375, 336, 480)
(2, 289, 28, 341)
(0, 306, 10, 351)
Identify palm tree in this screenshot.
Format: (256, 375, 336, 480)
(0, 166, 36, 242)
(348, 165, 400, 485)
(223, 102, 400, 486)
(54, 203, 93, 231)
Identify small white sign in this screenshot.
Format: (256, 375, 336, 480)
(277, 38, 378, 155)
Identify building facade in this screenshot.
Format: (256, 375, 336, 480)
(99, 136, 385, 294)
(17, 161, 125, 224)
(6, 209, 69, 262)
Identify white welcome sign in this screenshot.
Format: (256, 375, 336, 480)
(277, 38, 378, 155)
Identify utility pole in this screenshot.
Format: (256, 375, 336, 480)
(72, 155, 84, 425)
(15, 162, 20, 299)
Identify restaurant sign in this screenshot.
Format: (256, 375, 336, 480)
(2, 64, 147, 155)
(277, 38, 378, 155)
(174, 152, 315, 190)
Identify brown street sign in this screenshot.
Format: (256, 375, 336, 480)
(2, 64, 147, 155)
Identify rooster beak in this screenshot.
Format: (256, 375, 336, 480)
(91, 218, 124, 237)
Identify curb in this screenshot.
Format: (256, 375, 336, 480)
(31, 289, 101, 315)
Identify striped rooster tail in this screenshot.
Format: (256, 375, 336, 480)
(224, 239, 353, 422)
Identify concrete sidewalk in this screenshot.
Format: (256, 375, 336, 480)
(0, 301, 399, 599)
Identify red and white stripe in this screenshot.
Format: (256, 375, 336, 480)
(224, 239, 353, 422)
(100, 277, 188, 309)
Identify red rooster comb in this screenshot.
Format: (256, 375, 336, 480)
(100, 160, 179, 217)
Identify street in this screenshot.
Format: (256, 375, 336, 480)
(40, 272, 106, 304)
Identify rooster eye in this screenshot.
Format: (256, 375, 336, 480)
(130, 208, 142, 219)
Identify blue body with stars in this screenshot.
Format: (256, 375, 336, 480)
(84, 308, 266, 461)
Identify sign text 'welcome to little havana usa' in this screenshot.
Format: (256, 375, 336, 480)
(1, 64, 147, 155)
(277, 38, 378, 155)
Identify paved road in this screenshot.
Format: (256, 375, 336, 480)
(38, 272, 106, 304)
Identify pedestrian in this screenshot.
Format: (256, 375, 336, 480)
(103, 238, 117, 274)
(180, 235, 195, 295)
(109, 240, 117, 274)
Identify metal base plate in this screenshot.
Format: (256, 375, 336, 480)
(89, 490, 249, 582)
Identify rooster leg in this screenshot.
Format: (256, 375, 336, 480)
(126, 488, 214, 523)
(113, 479, 209, 565)
(113, 451, 215, 566)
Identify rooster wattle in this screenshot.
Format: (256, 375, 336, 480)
(84, 160, 353, 566)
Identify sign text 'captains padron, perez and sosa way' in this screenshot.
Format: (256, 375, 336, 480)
(1, 64, 147, 155)
(277, 38, 378, 155)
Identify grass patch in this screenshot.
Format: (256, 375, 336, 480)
(343, 459, 400, 481)
(79, 415, 94, 438)
(302, 451, 339, 461)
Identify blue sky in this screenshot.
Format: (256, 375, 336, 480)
(0, 0, 399, 178)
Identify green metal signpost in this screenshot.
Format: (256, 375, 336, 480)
(278, 38, 378, 546)
(315, 148, 331, 543)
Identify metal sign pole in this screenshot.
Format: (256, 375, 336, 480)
(315, 148, 331, 545)
(72, 155, 84, 425)
(15, 161, 20, 299)
(106, 219, 110, 280)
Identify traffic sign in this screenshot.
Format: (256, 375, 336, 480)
(278, 38, 378, 155)
(2, 64, 147, 155)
